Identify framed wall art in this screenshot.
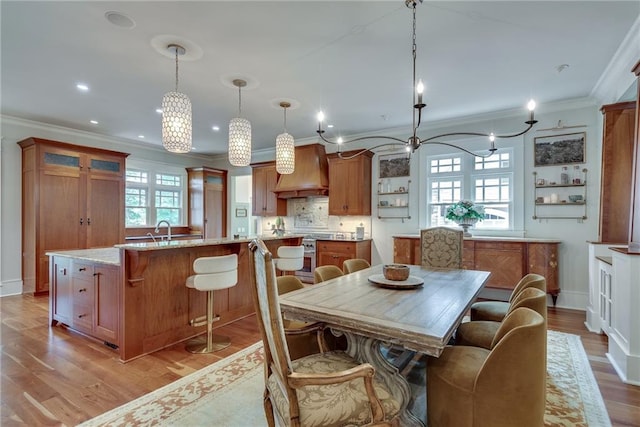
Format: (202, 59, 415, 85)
(534, 132, 586, 167)
(379, 153, 410, 178)
(235, 208, 247, 217)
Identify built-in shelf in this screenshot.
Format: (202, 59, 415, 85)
(532, 169, 588, 221)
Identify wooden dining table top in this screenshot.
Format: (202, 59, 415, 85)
(279, 264, 490, 357)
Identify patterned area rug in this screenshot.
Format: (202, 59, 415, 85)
(79, 331, 610, 427)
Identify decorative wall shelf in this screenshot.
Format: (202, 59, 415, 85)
(377, 178, 411, 222)
(532, 169, 588, 221)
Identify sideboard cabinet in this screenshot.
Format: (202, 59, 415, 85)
(393, 236, 560, 304)
(19, 137, 128, 295)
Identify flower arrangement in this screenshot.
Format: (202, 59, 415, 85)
(445, 200, 485, 223)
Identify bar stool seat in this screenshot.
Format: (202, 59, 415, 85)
(275, 245, 304, 273)
(185, 253, 238, 353)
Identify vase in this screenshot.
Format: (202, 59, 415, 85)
(456, 218, 478, 237)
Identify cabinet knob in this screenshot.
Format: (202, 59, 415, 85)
(79, 218, 83, 225)
(87, 218, 91, 225)
(78, 288, 87, 293)
(78, 314, 87, 318)
(78, 267, 87, 272)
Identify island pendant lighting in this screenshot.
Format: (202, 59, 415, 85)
(161, 44, 192, 153)
(228, 79, 252, 166)
(315, 0, 537, 159)
(275, 102, 295, 174)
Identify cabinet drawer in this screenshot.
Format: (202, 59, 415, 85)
(72, 262, 94, 279)
(73, 278, 94, 305)
(317, 241, 356, 255)
(73, 303, 93, 331)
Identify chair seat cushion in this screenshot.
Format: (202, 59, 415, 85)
(470, 300, 509, 322)
(267, 351, 400, 427)
(455, 321, 500, 350)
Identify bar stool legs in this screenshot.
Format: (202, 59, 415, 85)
(186, 290, 231, 353)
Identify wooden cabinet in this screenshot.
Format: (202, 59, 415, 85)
(19, 138, 128, 295)
(599, 101, 636, 242)
(186, 167, 227, 238)
(316, 240, 372, 269)
(393, 236, 560, 304)
(50, 256, 119, 346)
(327, 151, 373, 215)
(252, 162, 286, 217)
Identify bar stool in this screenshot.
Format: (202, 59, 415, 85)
(185, 253, 238, 353)
(275, 245, 304, 275)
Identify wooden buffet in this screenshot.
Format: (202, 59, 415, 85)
(393, 235, 561, 304)
(48, 236, 301, 362)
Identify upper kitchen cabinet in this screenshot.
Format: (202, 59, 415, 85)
(327, 151, 373, 215)
(18, 137, 128, 295)
(599, 101, 636, 243)
(186, 167, 227, 239)
(252, 162, 286, 217)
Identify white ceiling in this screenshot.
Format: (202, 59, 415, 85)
(1, 1, 638, 156)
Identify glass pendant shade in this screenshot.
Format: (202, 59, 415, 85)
(161, 91, 192, 153)
(228, 117, 252, 166)
(276, 132, 295, 174)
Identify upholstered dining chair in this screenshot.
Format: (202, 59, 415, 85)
(427, 307, 546, 427)
(314, 265, 344, 284)
(456, 287, 547, 350)
(276, 275, 322, 360)
(420, 227, 464, 268)
(470, 273, 546, 322)
(248, 239, 401, 427)
(343, 258, 371, 274)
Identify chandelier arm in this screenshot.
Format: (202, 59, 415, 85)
(422, 141, 495, 158)
(316, 131, 407, 145)
(421, 122, 535, 143)
(336, 142, 409, 160)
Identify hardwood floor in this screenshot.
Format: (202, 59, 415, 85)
(1, 294, 639, 426)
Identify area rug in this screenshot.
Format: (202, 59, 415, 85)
(79, 331, 611, 427)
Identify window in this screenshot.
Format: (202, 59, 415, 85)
(125, 165, 186, 227)
(427, 149, 514, 229)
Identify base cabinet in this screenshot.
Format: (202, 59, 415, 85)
(50, 256, 119, 346)
(393, 236, 560, 302)
(317, 240, 372, 270)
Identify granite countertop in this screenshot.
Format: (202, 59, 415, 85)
(46, 247, 121, 265)
(392, 234, 562, 243)
(315, 237, 373, 242)
(114, 234, 305, 252)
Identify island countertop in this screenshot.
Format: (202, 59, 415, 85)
(46, 247, 121, 265)
(114, 234, 306, 251)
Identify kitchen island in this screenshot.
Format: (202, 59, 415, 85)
(48, 235, 302, 362)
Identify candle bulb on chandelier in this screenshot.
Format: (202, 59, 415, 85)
(527, 99, 536, 123)
(316, 111, 325, 134)
(416, 79, 424, 105)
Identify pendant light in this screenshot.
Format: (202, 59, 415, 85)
(228, 79, 252, 166)
(161, 44, 192, 153)
(275, 102, 295, 174)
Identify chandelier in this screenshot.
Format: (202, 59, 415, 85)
(228, 79, 252, 166)
(275, 101, 295, 174)
(161, 44, 192, 153)
(316, 0, 537, 159)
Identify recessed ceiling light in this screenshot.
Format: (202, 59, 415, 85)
(76, 83, 89, 92)
(138, 135, 145, 139)
(104, 11, 136, 29)
(90, 120, 98, 124)
(212, 125, 220, 132)
(156, 108, 163, 114)
(327, 124, 334, 128)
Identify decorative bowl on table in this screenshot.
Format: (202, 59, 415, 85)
(383, 264, 410, 281)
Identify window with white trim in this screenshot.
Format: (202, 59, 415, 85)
(125, 166, 186, 226)
(427, 149, 514, 229)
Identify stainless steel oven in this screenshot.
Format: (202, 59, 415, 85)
(295, 238, 316, 284)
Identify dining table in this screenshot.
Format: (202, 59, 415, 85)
(279, 264, 490, 427)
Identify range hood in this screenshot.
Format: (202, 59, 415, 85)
(273, 144, 330, 199)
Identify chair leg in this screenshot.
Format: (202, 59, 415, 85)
(186, 290, 231, 353)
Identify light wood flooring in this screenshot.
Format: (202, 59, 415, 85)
(1, 294, 639, 426)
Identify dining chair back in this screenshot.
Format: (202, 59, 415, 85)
(343, 258, 371, 274)
(314, 265, 344, 283)
(420, 227, 464, 268)
(248, 239, 401, 427)
(470, 273, 546, 322)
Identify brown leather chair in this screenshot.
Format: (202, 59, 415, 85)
(342, 258, 371, 274)
(470, 273, 546, 322)
(248, 239, 401, 427)
(313, 265, 344, 284)
(421, 227, 464, 268)
(456, 287, 547, 349)
(428, 307, 546, 427)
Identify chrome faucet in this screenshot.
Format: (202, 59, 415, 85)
(146, 232, 157, 243)
(154, 220, 172, 241)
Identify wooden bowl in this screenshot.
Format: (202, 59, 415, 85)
(383, 264, 410, 281)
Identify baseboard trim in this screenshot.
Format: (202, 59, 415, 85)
(0, 279, 23, 297)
